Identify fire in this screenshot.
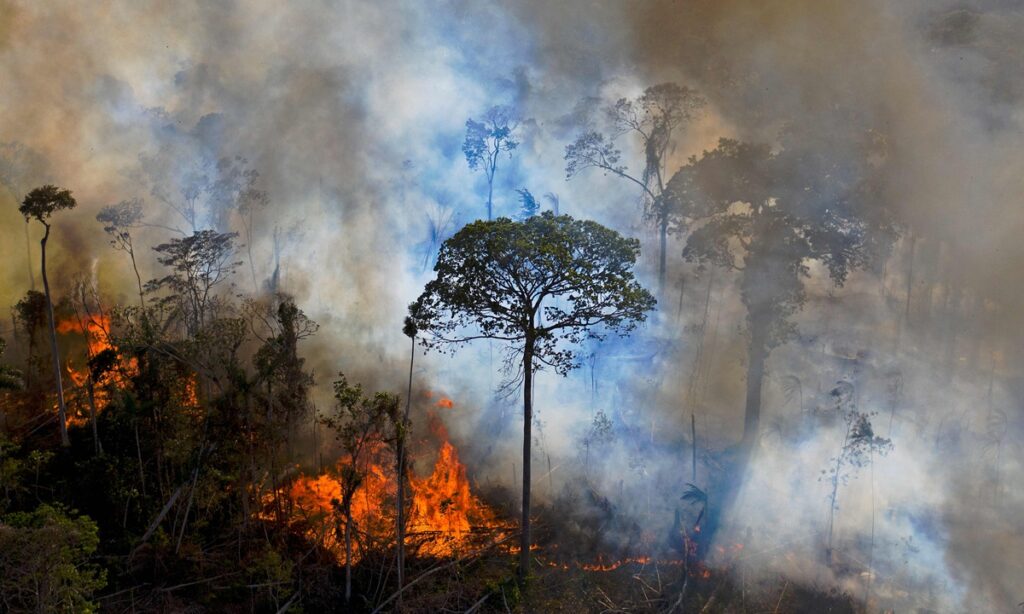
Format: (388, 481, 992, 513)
(279, 416, 507, 565)
(56, 315, 136, 426)
(435, 398, 454, 409)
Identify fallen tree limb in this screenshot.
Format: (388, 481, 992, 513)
(275, 591, 301, 614)
(129, 484, 183, 560)
(465, 591, 492, 613)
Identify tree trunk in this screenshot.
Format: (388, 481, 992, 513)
(134, 421, 147, 497)
(396, 334, 415, 609)
(742, 320, 768, 449)
(486, 168, 495, 222)
(518, 339, 534, 582)
(129, 246, 146, 311)
(41, 225, 70, 447)
(86, 377, 102, 455)
(658, 214, 668, 296)
(691, 413, 697, 482)
(24, 220, 35, 290)
(345, 508, 354, 603)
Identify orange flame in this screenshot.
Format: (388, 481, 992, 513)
(276, 413, 507, 565)
(56, 315, 137, 426)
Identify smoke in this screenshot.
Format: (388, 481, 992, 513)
(1, 0, 1022, 610)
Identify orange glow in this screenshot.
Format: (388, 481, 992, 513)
(435, 398, 454, 409)
(56, 315, 137, 426)
(277, 414, 508, 565)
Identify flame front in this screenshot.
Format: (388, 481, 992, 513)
(279, 423, 506, 565)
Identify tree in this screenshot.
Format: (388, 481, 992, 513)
(319, 374, 399, 604)
(19, 185, 77, 447)
(97, 198, 147, 309)
(819, 397, 892, 565)
(668, 134, 895, 449)
(565, 83, 705, 293)
(0, 339, 23, 391)
(0, 504, 106, 612)
(515, 188, 540, 220)
(409, 212, 655, 580)
(463, 105, 520, 221)
(395, 316, 417, 606)
(14, 290, 47, 390)
(147, 230, 242, 337)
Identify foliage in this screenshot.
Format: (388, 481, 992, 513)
(0, 504, 106, 613)
(19, 184, 76, 225)
(96, 198, 145, 252)
(463, 105, 520, 220)
(146, 229, 242, 335)
(671, 135, 896, 349)
(565, 82, 705, 287)
(410, 211, 656, 375)
(463, 105, 520, 172)
(0, 339, 23, 391)
(516, 187, 540, 220)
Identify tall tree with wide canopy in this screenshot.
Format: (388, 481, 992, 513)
(19, 185, 77, 447)
(408, 212, 656, 580)
(667, 132, 895, 449)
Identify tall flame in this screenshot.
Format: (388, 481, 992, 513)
(277, 411, 506, 565)
(56, 315, 136, 426)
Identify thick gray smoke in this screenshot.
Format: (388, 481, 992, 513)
(0, 1, 1021, 610)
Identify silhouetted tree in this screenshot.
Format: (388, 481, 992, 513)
(668, 134, 895, 449)
(463, 105, 520, 221)
(409, 212, 655, 580)
(565, 83, 705, 292)
(97, 198, 146, 308)
(19, 185, 77, 447)
(147, 230, 242, 337)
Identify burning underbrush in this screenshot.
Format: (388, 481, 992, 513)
(272, 412, 513, 567)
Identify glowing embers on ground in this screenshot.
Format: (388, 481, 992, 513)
(282, 416, 509, 565)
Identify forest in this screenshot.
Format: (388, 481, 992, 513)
(0, 2, 1022, 613)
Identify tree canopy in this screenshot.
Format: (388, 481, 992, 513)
(19, 184, 76, 225)
(409, 211, 656, 373)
